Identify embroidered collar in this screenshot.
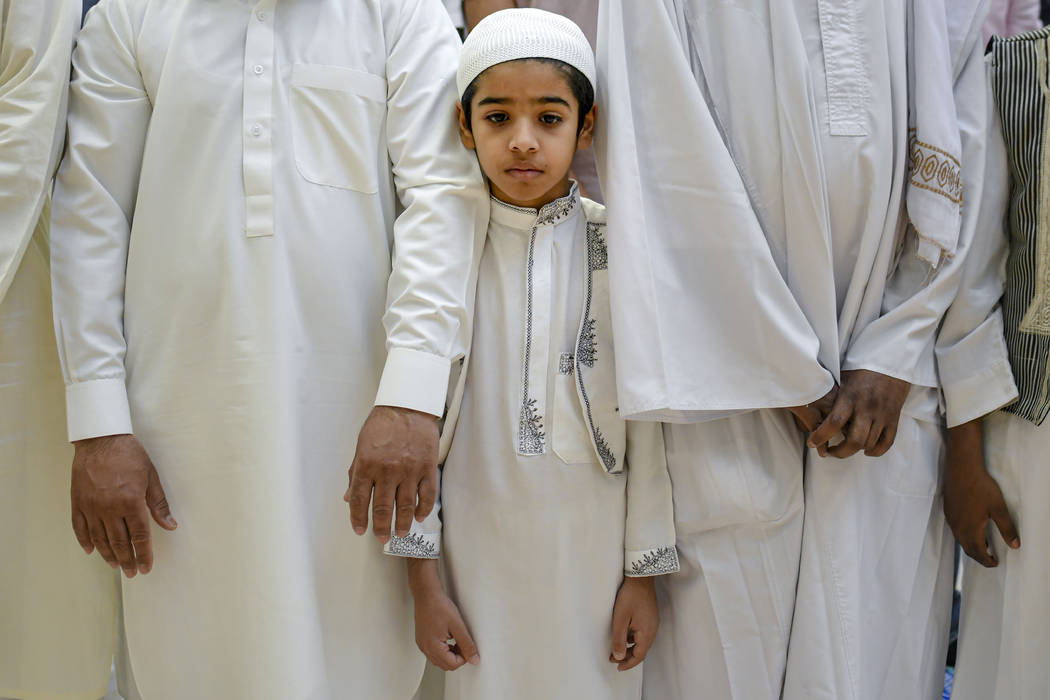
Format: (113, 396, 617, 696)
(489, 181, 580, 230)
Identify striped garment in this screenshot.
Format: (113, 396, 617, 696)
(991, 26, 1050, 423)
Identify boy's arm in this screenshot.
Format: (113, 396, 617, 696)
(406, 558, 479, 671)
(383, 472, 443, 560)
(610, 421, 678, 672)
(623, 421, 678, 578)
(348, 0, 488, 542)
(0, 0, 78, 304)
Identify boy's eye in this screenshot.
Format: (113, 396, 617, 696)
(540, 114, 564, 125)
(484, 112, 508, 124)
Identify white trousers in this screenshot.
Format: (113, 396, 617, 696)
(783, 388, 954, 700)
(642, 409, 805, 700)
(952, 409, 1050, 700)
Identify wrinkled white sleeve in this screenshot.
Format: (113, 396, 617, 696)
(936, 64, 1018, 428)
(50, 0, 150, 442)
(844, 37, 996, 389)
(375, 0, 488, 419)
(596, 0, 833, 422)
(0, 0, 79, 304)
(623, 421, 679, 577)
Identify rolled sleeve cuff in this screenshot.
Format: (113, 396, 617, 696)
(375, 347, 452, 418)
(624, 546, 680, 578)
(65, 378, 133, 442)
(383, 532, 441, 559)
(944, 360, 1019, 428)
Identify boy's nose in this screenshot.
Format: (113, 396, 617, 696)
(509, 123, 539, 153)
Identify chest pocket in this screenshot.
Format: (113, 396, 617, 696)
(553, 365, 596, 465)
(290, 63, 387, 193)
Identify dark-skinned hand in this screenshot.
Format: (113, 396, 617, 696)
(610, 576, 659, 672)
(943, 418, 1020, 567)
(407, 559, 479, 671)
(71, 434, 177, 578)
(345, 405, 439, 543)
(808, 369, 911, 458)
(788, 385, 839, 433)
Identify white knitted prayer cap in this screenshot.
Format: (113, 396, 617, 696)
(457, 8, 596, 99)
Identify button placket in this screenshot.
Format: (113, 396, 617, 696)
(242, 0, 277, 238)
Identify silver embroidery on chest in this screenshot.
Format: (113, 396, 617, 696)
(587, 222, 608, 272)
(558, 353, 575, 376)
(575, 219, 616, 472)
(518, 224, 546, 455)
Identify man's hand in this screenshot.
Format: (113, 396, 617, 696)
(407, 559, 479, 671)
(345, 405, 439, 543)
(807, 369, 911, 458)
(610, 576, 659, 672)
(944, 419, 1020, 567)
(71, 434, 177, 578)
(788, 385, 838, 433)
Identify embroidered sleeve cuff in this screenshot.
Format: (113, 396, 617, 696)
(375, 347, 452, 418)
(625, 546, 680, 577)
(944, 359, 1018, 428)
(383, 532, 441, 559)
(66, 378, 133, 442)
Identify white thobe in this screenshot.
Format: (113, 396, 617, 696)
(0, 3, 120, 700)
(597, 2, 991, 698)
(388, 189, 678, 700)
(49, 2, 487, 699)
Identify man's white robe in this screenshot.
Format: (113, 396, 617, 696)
(49, 2, 487, 699)
(0, 3, 120, 699)
(597, 2, 991, 698)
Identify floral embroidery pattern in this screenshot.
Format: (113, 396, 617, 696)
(558, 353, 575, 376)
(627, 547, 680, 577)
(577, 318, 598, 367)
(536, 190, 578, 226)
(518, 398, 546, 454)
(587, 222, 608, 272)
(908, 129, 963, 206)
(387, 533, 439, 559)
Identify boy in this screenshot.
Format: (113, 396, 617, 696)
(385, 10, 678, 700)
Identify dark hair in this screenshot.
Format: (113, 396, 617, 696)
(461, 57, 595, 134)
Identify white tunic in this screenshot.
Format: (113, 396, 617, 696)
(0, 3, 119, 699)
(389, 189, 678, 700)
(49, 2, 488, 699)
(597, 2, 992, 698)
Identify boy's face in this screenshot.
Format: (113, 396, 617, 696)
(459, 60, 596, 210)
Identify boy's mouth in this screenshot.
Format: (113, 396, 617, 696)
(506, 166, 544, 181)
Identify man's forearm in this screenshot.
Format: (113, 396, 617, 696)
(463, 0, 516, 31)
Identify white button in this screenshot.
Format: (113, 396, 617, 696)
(253, 64, 264, 75)
(256, 11, 266, 21)
(250, 124, 262, 137)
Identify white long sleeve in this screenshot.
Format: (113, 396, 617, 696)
(935, 63, 1018, 428)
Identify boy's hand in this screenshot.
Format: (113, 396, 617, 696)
(345, 405, 439, 543)
(610, 576, 659, 672)
(788, 385, 838, 433)
(807, 369, 911, 458)
(407, 559, 479, 671)
(944, 419, 1020, 567)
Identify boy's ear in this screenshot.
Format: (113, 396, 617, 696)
(576, 104, 597, 151)
(456, 102, 476, 150)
